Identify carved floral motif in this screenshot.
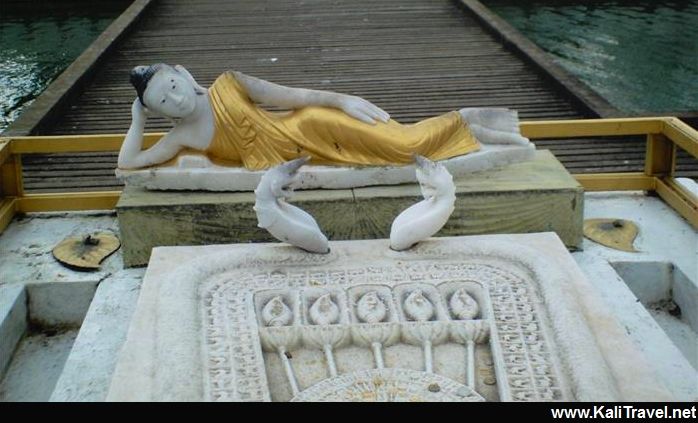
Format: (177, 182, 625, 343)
(356, 291, 387, 324)
(202, 259, 566, 402)
(261, 296, 293, 327)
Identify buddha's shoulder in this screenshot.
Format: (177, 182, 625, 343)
(213, 70, 237, 83)
(211, 71, 246, 92)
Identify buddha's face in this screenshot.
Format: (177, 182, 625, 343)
(142, 67, 197, 118)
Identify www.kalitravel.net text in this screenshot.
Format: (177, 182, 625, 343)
(550, 405, 697, 419)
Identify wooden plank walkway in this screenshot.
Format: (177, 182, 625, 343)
(18, 0, 697, 192)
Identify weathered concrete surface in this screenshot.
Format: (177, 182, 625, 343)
(0, 329, 78, 402)
(0, 212, 121, 286)
(117, 150, 583, 266)
(50, 269, 144, 402)
(576, 258, 697, 401)
(0, 212, 125, 401)
(579, 192, 697, 282)
(673, 269, 698, 341)
(26, 281, 98, 328)
(0, 285, 26, 380)
(573, 192, 698, 400)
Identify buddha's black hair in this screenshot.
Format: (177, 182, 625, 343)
(130, 64, 166, 106)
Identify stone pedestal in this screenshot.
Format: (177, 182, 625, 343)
(107, 234, 672, 401)
(116, 150, 583, 267)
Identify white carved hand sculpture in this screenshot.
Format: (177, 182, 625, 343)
(336, 95, 390, 125)
(254, 157, 330, 254)
(390, 155, 456, 251)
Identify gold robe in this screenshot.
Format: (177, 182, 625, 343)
(206, 72, 480, 170)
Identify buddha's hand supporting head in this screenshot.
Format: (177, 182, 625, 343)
(129, 63, 202, 119)
(131, 97, 148, 121)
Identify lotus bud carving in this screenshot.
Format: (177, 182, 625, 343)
(403, 289, 435, 321)
(356, 291, 388, 323)
(309, 293, 340, 325)
(262, 296, 293, 327)
(449, 288, 479, 320)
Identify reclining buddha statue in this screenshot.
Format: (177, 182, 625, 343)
(117, 64, 531, 173)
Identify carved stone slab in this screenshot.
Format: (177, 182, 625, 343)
(107, 234, 673, 401)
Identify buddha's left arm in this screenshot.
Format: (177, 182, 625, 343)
(118, 99, 183, 169)
(232, 71, 390, 125)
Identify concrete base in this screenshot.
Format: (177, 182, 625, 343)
(573, 192, 698, 400)
(26, 282, 98, 328)
(0, 285, 26, 380)
(49, 269, 144, 402)
(0, 330, 78, 402)
(0, 281, 98, 402)
(117, 150, 583, 267)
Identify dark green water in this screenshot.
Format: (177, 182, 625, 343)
(486, 0, 698, 114)
(0, 1, 127, 132)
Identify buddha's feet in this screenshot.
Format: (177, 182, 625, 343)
(459, 107, 530, 146)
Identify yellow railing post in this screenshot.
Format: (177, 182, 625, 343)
(0, 138, 19, 233)
(0, 198, 17, 234)
(661, 117, 698, 158)
(0, 138, 10, 166)
(654, 118, 698, 229)
(1, 154, 24, 198)
(655, 178, 698, 229)
(644, 133, 675, 178)
(1, 139, 24, 198)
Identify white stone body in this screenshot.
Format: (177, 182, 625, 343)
(117, 63, 535, 192)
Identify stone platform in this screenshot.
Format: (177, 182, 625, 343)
(107, 233, 673, 401)
(116, 143, 535, 191)
(116, 150, 583, 267)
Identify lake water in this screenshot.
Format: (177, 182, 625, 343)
(485, 0, 698, 114)
(0, 1, 126, 132)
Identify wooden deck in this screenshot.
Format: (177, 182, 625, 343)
(11, 0, 697, 192)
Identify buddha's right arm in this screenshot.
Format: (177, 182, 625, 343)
(232, 71, 340, 109)
(232, 71, 389, 124)
(118, 100, 181, 169)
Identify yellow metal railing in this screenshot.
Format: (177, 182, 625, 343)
(1, 117, 697, 234)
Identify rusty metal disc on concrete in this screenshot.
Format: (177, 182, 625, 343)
(52, 232, 121, 270)
(583, 218, 639, 252)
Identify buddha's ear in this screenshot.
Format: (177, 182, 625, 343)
(174, 64, 206, 95)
